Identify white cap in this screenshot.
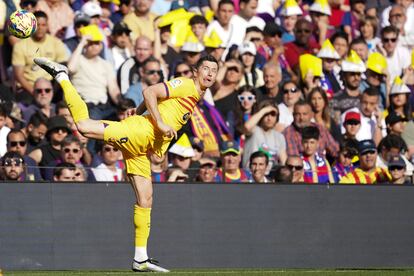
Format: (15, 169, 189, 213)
(309, 0, 331, 16)
(280, 0, 303, 16)
(181, 41, 205, 53)
(238, 41, 256, 55)
(341, 50, 366, 73)
(317, 39, 340, 59)
(81, 1, 102, 17)
(390, 76, 411, 95)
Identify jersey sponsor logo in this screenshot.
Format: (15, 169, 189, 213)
(169, 79, 182, 88)
(183, 112, 190, 122)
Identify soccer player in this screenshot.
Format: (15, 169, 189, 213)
(33, 55, 219, 272)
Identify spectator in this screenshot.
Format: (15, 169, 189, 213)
(350, 37, 369, 63)
(388, 4, 414, 50)
(35, 0, 75, 38)
(308, 0, 332, 46)
(277, 80, 303, 131)
(340, 139, 391, 184)
(64, 11, 91, 54)
(1, 151, 26, 181)
(361, 52, 388, 109)
(215, 140, 251, 182)
(189, 15, 209, 43)
(110, 22, 134, 71)
(12, 11, 68, 97)
(0, 106, 11, 157)
(249, 150, 271, 183)
(331, 50, 365, 124)
(230, 0, 265, 46)
(123, 0, 157, 42)
(53, 162, 76, 181)
(307, 87, 341, 141)
(256, 62, 283, 103)
(317, 39, 342, 98)
(341, 111, 361, 142)
(190, 136, 204, 163)
(150, 153, 167, 182)
(28, 115, 71, 171)
(279, 0, 302, 44)
(118, 36, 153, 95)
(68, 25, 121, 121)
(74, 165, 88, 182)
(386, 112, 408, 135)
(388, 155, 411, 184)
(23, 112, 48, 153)
(259, 22, 284, 66)
(6, 130, 42, 181)
(378, 26, 411, 82)
(166, 167, 189, 182)
(111, 0, 132, 24)
(284, 18, 320, 71)
(273, 165, 293, 183)
(116, 98, 136, 121)
(332, 139, 358, 183)
(301, 126, 334, 184)
(92, 143, 124, 182)
(359, 16, 380, 54)
(206, 0, 236, 50)
(283, 101, 339, 159)
(173, 62, 193, 79)
(285, 155, 304, 183)
(19, 78, 55, 123)
(125, 56, 163, 107)
(342, 0, 365, 40)
(376, 134, 413, 177)
(243, 99, 287, 168)
(212, 58, 244, 119)
(180, 40, 205, 66)
(238, 41, 264, 88)
(195, 157, 217, 182)
(386, 77, 412, 120)
(168, 134, 196, 179)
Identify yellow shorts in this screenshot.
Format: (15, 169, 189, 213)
(102, 115, 171, 179)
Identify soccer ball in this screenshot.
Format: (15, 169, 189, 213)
(7, 10, 37, 39)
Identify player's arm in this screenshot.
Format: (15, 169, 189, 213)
(142, 82, 177, 139)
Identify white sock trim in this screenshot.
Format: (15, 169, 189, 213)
(134, 246, 148, 262)
(55, 72, 69, 83)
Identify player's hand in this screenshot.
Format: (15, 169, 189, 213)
(157, 121, 177, 139)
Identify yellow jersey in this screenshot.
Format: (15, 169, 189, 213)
(340, 167, 391, 184)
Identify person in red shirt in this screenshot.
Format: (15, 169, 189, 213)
(284, 19, 320, 75)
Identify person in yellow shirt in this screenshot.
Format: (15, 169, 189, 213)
(33, 54, 219, 272)
(340, 139, 391, 184)
(123, 0, 157, 41)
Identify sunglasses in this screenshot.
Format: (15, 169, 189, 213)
(238, 95, 255, 102)
(3, 158, 24, 167)
(382, 37, 397, 43)
(361, 150, 376, 156)
(175, 69, 191, 77)
(53, 128, 68, 134)
(346, 121, 360, 126)
(9, 141, 26, 147)
(146, 70, 162, 75)
(283, 87, 298, 94)
(287, 164, 303, 171)
(35, 88, 52, 94)
(389, 166, 405, 171)
(390, 13, 404, 18)
(63, 148, 80, 154)
(341, 152, 355, 159)
(265, 111, 278, 117)
(103, 147, 119, 152)
(250, 37, 262, 42)
(296, 29, 311, 34)
(227, 66, 240, 73)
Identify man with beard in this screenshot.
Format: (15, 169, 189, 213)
(340, 139, 391, 184)
(23, 112, 49, 153)
(1, 151, 26, 181)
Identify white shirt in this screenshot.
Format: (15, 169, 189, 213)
(386, 45, 411, 83)
(277, 103, 293, 128)
(256, 0, 275, 17)
(110, 46, 132, 71)
(340, 108, 386, 141)
(91, 163, 123, 182)
(229, 14, 265, 46)
(0, 126, 11, 157)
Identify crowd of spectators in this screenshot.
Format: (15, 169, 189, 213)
(0, 0, 414, 184)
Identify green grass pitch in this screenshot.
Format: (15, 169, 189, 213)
(3, 269, 414, 276)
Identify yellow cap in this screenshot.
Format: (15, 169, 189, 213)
(341, 50, 366, 72)
(299, 54, 323, 80)
(158, 8, 193, 28)
(79, 25, 104, 42)
(280, 0, 303, 16)
(411, 49, 414, 69)
(204, 30, 223, 48)
(317, 39, 340, 59)
(204, 8, 215, 22)
(366, 52, 387, 75)
(168, 133, 195, 157)
(309, 0, 331, 16)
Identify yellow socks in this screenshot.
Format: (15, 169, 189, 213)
(133, 205, 151, 262)
(59, 79, 89, 123)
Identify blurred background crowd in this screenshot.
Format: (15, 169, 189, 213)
(0, 0, 414, 184)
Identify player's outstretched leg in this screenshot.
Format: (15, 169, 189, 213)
(34, 57, 105, 140)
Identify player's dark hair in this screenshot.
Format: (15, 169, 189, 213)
(189, 15, 208, 27)
(28, 111, 49, 127)
(195, 55, 219, 69)
(249, 150, 269, 166)
(117, 98, 136, 111)
(301, 125, 320, 141)
(33, 10, 48, 20)
(218, 0, 235, 8)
